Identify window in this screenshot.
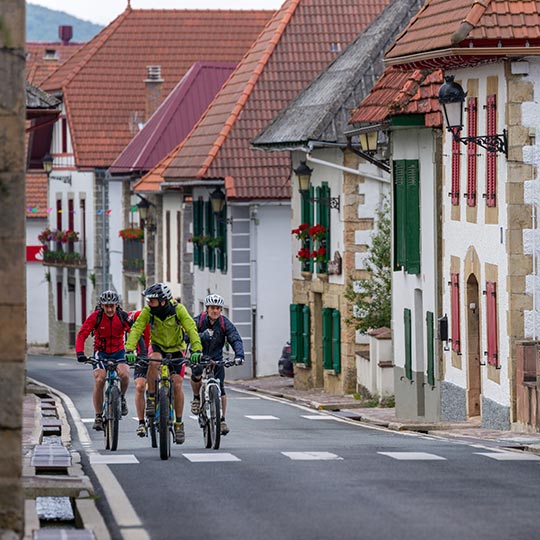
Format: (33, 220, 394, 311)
(404, 308, 412, 380)
(426, 311, 435, 386)
(486, 281, 498, 366)
(57, 281, 63, 321)
(485, 94, 497, 207)
(290, 304, 310, 366)
(68, 199, 74, 230)
(61, 118, 68, 154)
(322, 308, 341, 373)
(450, 273, 461, 354)
(193, 198, 204, 267)
(393, 159, 420, 274)
(300, 186, 314, 273)
(316, 182, 331, 273)
(80, 198, 86, 258)
(451, 132, 460, 205)
(466, 97, 478, 207)
(56, 198, 62, 230)
(81, 284, 87, 322)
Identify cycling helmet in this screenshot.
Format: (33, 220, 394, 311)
(143, 282, 173, 302)
(204, 293, 225, 307)
(99, 290, 119, 305)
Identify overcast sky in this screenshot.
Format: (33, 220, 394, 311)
(29, 0, 283, 25)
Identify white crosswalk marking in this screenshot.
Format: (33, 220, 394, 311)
(90, 454, 139, 464)
(378, 452, 446, 460)
(81, 418, 95, 423)
(282, 452, 343, 461)
(183, 453, 241, 462)
(476, 452, 540, 461)
(301, 415, 338, 420)
(245, 415, 280, 420)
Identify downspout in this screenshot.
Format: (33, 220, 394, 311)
(250, 204, 259, 378)
(305, 153, 391, 183)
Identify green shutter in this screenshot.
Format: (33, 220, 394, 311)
(217, 206, 227, 272)
(205, 201, 215, 271)
(405, 160, 420, 274)
(301, 304, 311, 366)
(301, 186, 315, 272)
(193, 199, 203, 267)
(322, 308, 333, 370)
(393, 160, 407, 269)
(332, 309, 341, 373)
(290, 304, 302, 363)
(317, 183, 330, 274)
(404, 308, 412, 380)
(426, 311, 435, 386)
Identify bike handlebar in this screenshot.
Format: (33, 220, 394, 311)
(132, 355, 237, 369)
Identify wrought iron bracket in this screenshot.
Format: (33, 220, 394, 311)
(303, 195, 340, 211)
(451, 128, 508, 157)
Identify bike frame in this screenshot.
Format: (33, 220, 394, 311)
(103, 360, 121, 419)
(155, 361, 176, 426)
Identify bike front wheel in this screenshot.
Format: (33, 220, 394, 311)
(158, 386, 171, 460)
(208, 384, 221, 450)
(107, 386, 121, 451)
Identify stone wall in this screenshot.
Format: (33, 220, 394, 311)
(0, 1, 26, 536)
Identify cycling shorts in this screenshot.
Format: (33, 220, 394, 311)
(191, 363, 225, 395)
(94, 349, 126, 371)
(134, 344, 186, 379)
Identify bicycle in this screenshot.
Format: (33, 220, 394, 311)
(193, 357, 235, 450)
(143, 353, 187, 460)
(84, 356, 123, 451)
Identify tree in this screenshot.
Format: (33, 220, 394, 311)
(345, 195, 391, 333)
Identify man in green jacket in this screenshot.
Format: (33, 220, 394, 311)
(126, 282, 202, 443)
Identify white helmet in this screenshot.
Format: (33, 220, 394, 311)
(99, 290, 119, 305)
(204, 293, 225, 307)
(143, 282, 173, 302)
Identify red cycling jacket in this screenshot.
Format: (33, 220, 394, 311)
(76, 309, 131, 355)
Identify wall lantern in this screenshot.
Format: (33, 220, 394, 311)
(209, 188, 233, 225)
(136, 195, 156, 232)
(42, 153, 53, 176)
(438, 75, 508, 156)
(358, 131, 378, 155)
(293, 161, 340, 211)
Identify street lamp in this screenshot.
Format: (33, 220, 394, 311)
(293, 160, 340, 211)
(438, 75, 507, 156)
(42, 153, 53, 176)
(136, 196, 156, 232)
(209, 188, 233, 224)
(358, 131, 378, 155)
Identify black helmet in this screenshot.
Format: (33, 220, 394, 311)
(143, 282, 173, 303)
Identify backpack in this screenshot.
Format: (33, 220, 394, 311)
(92, 306, 132, 333)
(198, 311, 225, 333)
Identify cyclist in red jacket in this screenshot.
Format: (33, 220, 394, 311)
(76, 290, 132, 431)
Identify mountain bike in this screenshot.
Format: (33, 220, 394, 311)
(194, 357, 235, 450)
(149, 353, 187, 460)
(85, 356, 123, 451)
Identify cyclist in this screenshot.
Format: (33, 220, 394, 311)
(125, 282, 202, 443)
(76, 290, 132, 431)
(190, 293, 244, 436)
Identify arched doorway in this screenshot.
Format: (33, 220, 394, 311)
(466, 274, 482, 418)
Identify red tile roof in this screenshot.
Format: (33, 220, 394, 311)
(350, 67, 443, 127)
(26, 42, 83, 85)
(386, 0, 540, 67)
(26, 172, 48, 219)
(41, 7, 274, 169)
(139, 0, 391, 200)
(110, 62, 236, 175)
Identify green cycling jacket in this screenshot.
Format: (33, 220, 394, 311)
(126, 302, 202, 354)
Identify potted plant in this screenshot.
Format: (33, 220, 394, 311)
(61, 229, 80, 243)
(207, 236, 224, 249)
(291, 223, 310, 241)
(119, 227, 144, 241)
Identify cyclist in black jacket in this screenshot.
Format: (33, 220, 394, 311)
(190, 294, 244, 435)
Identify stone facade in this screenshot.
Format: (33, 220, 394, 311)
(0, 1, 25, 536)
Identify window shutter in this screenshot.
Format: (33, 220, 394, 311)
(485, 94, 497, 208)
(467, 97, 478, 207)
(332, 309, 341, 374)
(317, 183, 330, 273)
(451, 133, 460, 205)
(426, 311, 435, 386)
(451, 273, 461, 354)
(404, 308, 412, 380)
(322, 308, 333, 370)
(405, 160, 420, 274)
(486, 281, 498, 366)
(393, 160, 407, 269)
(300, 186, 315, 272)
(205, 201, 215, 271)
(301, 304, 311, 366)
(193, 199, 201, 267)
(217, 206, 227, 272)
(290, 304, 302, 363)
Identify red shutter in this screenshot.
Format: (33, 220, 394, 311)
(81, 284, 87, 322)
(61, 118, 68, 153)
(485, 94, 497, 208)
(56, 199, 62, 230)
(486, 281, 498, 366)
(451, 273, 461, 353)
(467, 97, 477, 207)
(68, 199, 74, 230)
(451, 132, 460, 205)
(57, 281, 63, 322)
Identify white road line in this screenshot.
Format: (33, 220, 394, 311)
(28, 377, 150, 540)
(378, 452, 446, 460)
(81, 418, 95, 423)
(183, 453, 241, 462)
(301, 415, 338, 420)
(475, 452, 540, 461)
(189, 415, 198, 420)
(229, 397, 261, 400)
(282, 451, 343, 461)
(90, 454, 139, 465)
(245, 415, 280, 420)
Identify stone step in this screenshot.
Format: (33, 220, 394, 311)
(31, 445, 71, 470)
(33, 529, 95, 540)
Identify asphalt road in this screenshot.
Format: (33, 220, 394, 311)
(28, 355, 540, 540)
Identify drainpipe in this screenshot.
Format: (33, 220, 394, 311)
(250, 204, 259, 378)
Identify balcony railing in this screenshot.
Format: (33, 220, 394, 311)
(42, 240, 87, 268)
(123, 238, 144, 273)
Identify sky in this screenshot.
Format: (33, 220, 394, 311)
(28, 0, 284, 25)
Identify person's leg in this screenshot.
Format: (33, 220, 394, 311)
(221, 394, 227, 418)
(134, 376, 146, 421)
(146, 353, 161, 416)
(216, 366, 229, 435)
(93, 368, 106, 414)
(173, 373, 185, 420)
(117, 362, 130, 395)
(190, 365, 203, 414)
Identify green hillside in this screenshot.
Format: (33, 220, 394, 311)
(27, 3, 103, 42)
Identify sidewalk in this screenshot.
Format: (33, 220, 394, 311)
(230, 375, 540, 452)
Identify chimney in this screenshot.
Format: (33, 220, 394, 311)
(144, 65, 163, 121)
(58, 25, 73, 45)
